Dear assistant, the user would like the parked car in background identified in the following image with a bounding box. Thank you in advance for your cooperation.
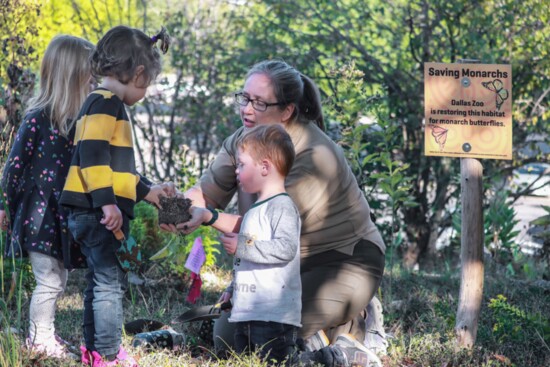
[511,163,550,197]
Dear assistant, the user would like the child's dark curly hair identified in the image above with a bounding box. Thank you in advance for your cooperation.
[91,26,170,86]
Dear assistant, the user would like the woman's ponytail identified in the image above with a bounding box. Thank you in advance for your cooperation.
[299,73,324,131]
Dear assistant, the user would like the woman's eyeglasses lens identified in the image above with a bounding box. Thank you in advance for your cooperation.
[234,93,268,112]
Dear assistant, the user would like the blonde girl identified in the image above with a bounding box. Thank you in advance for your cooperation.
[0,35,95,359]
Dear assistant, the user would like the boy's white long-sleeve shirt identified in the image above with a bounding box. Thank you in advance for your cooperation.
[227,193,302,327]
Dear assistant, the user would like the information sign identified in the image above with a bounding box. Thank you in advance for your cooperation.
[424,62,512,160]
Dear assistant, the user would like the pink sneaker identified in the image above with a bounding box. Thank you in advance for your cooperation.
[81,345,94,365]
[91,346,138,367]
[25,336,77,359]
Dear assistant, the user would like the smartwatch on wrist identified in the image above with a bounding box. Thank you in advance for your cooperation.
[202,207,218,226]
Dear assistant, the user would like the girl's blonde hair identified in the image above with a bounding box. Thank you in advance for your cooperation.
[26,35,94,137]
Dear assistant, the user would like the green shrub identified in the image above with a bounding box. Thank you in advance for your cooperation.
[0,233,33,367]
[130,201,222,276]
[488,294,550,346]
[0,323,23,367]
[130,201,165,259]
[148,226,221,276]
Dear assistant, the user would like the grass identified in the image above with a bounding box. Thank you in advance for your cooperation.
[0,247,549,367]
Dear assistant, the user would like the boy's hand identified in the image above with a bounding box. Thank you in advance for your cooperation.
[220,232,238,255]
[0,210,8,231]
[218,291,232,311]
[144,184,167,208]
[101,204,123,233]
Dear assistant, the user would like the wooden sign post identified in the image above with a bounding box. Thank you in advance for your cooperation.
[457,156,484,347]
[424,60,512,347]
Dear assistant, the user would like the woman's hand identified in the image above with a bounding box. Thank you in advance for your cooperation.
[220,232,238,255]
[159,222,178,233]
[175,206,209,234]
[159,206,208,234]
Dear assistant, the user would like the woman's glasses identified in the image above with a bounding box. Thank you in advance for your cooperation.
[234,93,285,112]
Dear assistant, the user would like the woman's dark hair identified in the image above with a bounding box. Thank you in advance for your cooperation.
[246,60,325,131]
[91,25,170,86]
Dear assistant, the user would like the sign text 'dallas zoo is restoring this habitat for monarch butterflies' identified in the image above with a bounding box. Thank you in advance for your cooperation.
[424,62,512,160]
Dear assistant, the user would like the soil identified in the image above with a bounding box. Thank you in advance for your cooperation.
[158,197,192,225]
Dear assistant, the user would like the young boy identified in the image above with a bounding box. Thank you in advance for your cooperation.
[192,124,301,365]
[192,123,381,367]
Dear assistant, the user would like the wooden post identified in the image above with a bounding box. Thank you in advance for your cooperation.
[454,58,484,348]
[455,157,484,348]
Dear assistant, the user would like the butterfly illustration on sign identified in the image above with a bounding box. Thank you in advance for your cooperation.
[430,125,448,151]
[481,79,509,111]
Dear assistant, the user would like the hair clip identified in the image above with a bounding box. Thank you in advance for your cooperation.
[151,26,170,54]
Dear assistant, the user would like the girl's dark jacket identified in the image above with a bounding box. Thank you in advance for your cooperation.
[1,109,86,269]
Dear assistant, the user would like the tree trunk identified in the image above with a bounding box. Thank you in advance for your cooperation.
[402,212,431,269]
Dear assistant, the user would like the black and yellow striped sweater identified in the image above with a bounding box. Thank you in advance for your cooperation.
[60,89,150,218]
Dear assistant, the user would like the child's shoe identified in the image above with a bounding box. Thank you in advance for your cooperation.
[91,346,138,367]
[303,329,330,352]
[363,297,389,356]
[81,345,94,365]
[332,333,382,367]
[25,336,78,359]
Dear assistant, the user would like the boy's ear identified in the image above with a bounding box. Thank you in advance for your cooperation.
[261,159,270,176]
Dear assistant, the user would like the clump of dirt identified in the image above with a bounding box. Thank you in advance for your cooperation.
[158,197,192,225]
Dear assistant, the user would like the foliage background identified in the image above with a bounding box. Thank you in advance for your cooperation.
[1,0,549,270]
[0,0,549,366]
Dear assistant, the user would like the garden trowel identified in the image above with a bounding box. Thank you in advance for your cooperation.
[171,301,232,324]
[114,229,142,272]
